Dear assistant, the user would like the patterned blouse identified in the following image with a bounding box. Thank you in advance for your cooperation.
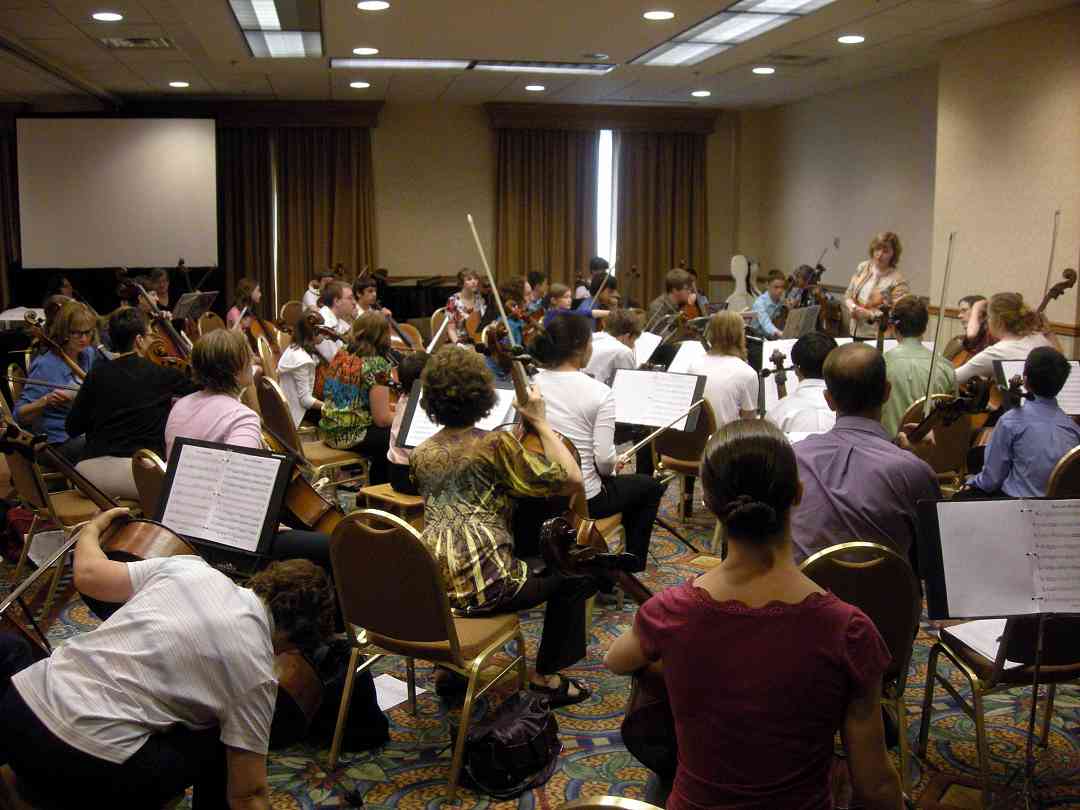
[411,429,568,611]
[844,260,911,338]
[317,352,393,449]
[446,292,486,332]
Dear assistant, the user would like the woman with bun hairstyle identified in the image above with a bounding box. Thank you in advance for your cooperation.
[955,292,1054,385]
[529,312,666,572]
[606,419,903,810]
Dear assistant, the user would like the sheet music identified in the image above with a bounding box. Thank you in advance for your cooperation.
[936,500,1037,617]
[1029,500,1080,613]
[667,341,706,374]
[404,386,517,448]
[634,332,663,367]
[160,444,282,553]
[1001,359,1080,416]
[612,369,701,429]
[946,619,1023,668]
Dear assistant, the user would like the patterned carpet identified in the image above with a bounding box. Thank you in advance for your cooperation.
[5,489,1080,809]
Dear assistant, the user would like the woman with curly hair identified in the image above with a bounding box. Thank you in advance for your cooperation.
[954,291,1054,385]
[606,420,902,810]
[317,311,394,484]
[0,506,335,809]
[410,346,596,707]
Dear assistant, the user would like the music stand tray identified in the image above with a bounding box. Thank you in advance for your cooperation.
[172,291,218,321]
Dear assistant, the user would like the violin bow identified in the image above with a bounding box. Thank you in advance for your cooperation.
[921,231,957,419]
[615,399,704,470]
[1040,209,1062,305]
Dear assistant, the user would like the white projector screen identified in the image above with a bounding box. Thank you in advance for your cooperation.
[17,118,218,269]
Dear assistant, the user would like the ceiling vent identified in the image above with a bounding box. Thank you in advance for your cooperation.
[768,53,827,68]
[99,37,175,50]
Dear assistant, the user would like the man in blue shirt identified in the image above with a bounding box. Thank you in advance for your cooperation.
[749,269,787,340]
[962,347,1080,497]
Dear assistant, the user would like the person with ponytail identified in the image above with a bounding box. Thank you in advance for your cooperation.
[955,292,1054,384]
[529,312,666,572]
[606,419,903,810]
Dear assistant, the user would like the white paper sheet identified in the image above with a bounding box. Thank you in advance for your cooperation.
[1029,500,1080,613]
[634,331,663,367]
[667,341,707,374]
[946,619,1022,668]
[373,673,427,711]
[611,369,702,430]
[160,444,283,553]
[1000,359,1080,416]
[404,386,517,448]
[26,529,67,568]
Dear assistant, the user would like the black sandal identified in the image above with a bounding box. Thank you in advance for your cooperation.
[529,675,591,708]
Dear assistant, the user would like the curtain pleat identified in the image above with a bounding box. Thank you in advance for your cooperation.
[614,131,708,309]
[275,127,376,303]
[217,127,274,313]
[495,129,598,284]
[0,131,20,310]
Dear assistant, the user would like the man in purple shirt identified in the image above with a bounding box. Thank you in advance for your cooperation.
[790,342,940,566]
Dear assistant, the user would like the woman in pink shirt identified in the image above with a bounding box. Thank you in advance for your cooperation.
[606,419,903,810]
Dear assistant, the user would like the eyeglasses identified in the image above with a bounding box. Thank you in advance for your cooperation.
[70,329,94,338]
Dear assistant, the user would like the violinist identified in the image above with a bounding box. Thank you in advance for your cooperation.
[784,265,817,310]
[386,350,430,496]
[954,292,1053,385]
[957,294,990,356]
[65,308,198,500]
[148,267,170,310]
[684,266,709,312]
[765,332,837,434]
[303,270,337,310]
[352,274,392,319]
[526,271,548,314]
[531,313,666,573]
[16,301,97,464]
[585,309,641,386]
[544,283,573,317]
[645,268,693,328]
[444,267,485,344]
[959,347,1080,499]
[276,309,326,427]
[575,270,615,329]
[881,296,957,437]
[227,278,261,330]
[748,269,786,340]
[315,281,356,362]
[0,506,334,810]
[317,312,394,485]
[409,346,596,707]
[688,312,758,424]
[844,232,910,339]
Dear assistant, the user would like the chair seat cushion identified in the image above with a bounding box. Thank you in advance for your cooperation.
[303,441,366,467]
[940,628,1080,685]
[50,490,104,525]
[368,612,519,665]
[660,455,700,476]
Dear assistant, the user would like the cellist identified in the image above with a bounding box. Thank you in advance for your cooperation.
[444,267,485,344]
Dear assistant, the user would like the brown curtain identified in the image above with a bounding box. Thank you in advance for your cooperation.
[217,127,274,314]
[614,131,708,310]
[0,130,19,311]
[495,129,598,285]
[275,127,376,303]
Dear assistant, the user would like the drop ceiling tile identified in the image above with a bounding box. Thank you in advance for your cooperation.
[22,36,115,66]
[437,72,516,103]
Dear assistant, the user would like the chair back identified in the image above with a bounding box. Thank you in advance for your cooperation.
[256,335,277,381]
[899,394,971,474]
[558,798,665,810]
[654,399,718,465]
[0,396,48,511]
[131,449,167,518]
[1046,445,1080,498]
[429,308,449,348]
[330,510,461,660]
[6,363,24,402]
[255,374,304,458]
[800,541,921,684]
[279,300,303,329]
[999,616,1080,670]
[197,312,225,336]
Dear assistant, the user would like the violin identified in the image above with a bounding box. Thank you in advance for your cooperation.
[968,374,1027,474]
[117,273,191,368]
[678,260,702,320]
[23,311,88,381]
[899,378,991,446]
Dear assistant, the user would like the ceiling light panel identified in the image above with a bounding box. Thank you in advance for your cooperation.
[473,61,614,75]
[245,31,322,58]
[640,42,729,66]
[331,57,469,70]
[728,0,835,11]
[230,0,321,33]
[681,13,787,44]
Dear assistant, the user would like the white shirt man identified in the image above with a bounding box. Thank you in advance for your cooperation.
[317,283,356,363]
[765,332,839,436]
[586,331,636,386]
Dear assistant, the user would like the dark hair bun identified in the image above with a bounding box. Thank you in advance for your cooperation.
[719,495,781,537]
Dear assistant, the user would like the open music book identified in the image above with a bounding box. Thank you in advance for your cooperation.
[996,359,1080,416]
[396,380,518,449]
[634,331,663,367]
[666,340,706,374]
[611,369,706,431]
[158,439,292,556]
[918,498,1080,619]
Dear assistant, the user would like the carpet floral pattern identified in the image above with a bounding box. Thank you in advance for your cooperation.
[5,489,1080,809]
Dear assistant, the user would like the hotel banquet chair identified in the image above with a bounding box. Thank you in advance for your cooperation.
[254,374,367,488]
[429,307,450,348]
[558,798,664,810]
[255,334,278,382]
[131,449,167,518]
[196,311,225,336]
[651,399,718,523]
[1046,444,1080,497]
[328,510,527,801]
[279,300,303,330]
[898,394,971,485]
[918,615,1080,806]
[6,363,24,402]
[799,541,922,793]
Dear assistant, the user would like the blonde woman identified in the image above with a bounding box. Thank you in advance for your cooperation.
[955,292,1054,385]
[687,311,758,424]
[844,232,911,338]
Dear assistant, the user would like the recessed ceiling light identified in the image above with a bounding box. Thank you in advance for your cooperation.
[350,81,371,89]
[91,11,124,22]
[525,84,545,92]
[643,10,675,20]
[353,46,379,56]
[752,66,776,75]
[837,34,865,44]
[168,81,190,88]
[357,0,389,9]
[691,89,711,97]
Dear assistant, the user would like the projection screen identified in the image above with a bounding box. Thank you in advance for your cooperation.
[16,118,218,269]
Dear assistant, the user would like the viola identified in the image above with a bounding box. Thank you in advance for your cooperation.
[23,312,88,381]
[899,378,990,446]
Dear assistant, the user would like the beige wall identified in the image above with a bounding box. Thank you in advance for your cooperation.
[930,5,1080,339]
[371,104,496,277]
[735,66,939,296]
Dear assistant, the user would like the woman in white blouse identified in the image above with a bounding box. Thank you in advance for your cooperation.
[955,292,1053,385]
[844,232,911,339]
[688,311,759,425]
[277,309,325,426]
[531,312,667,572]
